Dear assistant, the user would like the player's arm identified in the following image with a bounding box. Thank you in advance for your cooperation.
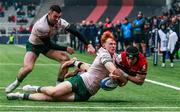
[65,24,95,54]
[65,24,89,45]
[127,74,146,85]
[125,64,147,85]
[101,53,127,86]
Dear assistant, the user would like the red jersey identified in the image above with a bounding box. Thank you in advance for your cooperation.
[115,52,148,76]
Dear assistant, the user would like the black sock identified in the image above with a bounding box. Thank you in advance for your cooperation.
[17,77,23,83]
[23,93,30,100]
[37,87,42,93]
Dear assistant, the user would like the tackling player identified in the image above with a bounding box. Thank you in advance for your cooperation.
[115,46,148,85]
[5,5,95,93]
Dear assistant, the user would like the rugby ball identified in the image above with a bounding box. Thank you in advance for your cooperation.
[100,77,118,91]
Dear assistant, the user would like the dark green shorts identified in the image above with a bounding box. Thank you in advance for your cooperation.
[26,41,50,56]
[68,75,92,101]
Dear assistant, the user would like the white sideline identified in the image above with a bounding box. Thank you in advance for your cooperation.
[145,79,180,91]
[0,105,180,109]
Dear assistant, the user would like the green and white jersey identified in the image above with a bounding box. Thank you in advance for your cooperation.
[29,14,69,45]
[80,47,116,95]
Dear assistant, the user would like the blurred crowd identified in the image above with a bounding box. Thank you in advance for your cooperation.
[1,0,180,64]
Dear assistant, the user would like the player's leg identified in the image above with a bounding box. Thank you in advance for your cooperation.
[5,52,37,93]
[22,81,73,98]
[28,92,75,101]
[55,92,75,101]
[45,50,70,83]
[7,92,53,101]
[7,92,75,101]
[161,51,166,67]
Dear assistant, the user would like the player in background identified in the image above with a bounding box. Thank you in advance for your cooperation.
[5,5,95,93]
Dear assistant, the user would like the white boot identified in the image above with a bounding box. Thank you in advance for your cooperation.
[7,92,24,100]
[5,79,20,93]
[22,85,40,93]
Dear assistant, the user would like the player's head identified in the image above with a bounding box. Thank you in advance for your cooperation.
[126,46,139,65]
[101,31,117,55]
[48,5,62,25]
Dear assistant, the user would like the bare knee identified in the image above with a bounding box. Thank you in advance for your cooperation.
[49,90,60,98]
[43,87,59,97]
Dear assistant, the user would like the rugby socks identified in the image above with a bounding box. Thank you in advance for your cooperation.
[17,76,24,83]
[37,86,42,93]
[23,93,30,100]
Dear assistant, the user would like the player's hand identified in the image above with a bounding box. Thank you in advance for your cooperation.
[111,69,128,86]
[87,44,96,55]
[61,57,77,69]
[67,47,74,55]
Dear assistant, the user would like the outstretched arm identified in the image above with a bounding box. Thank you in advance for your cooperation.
[127,74,146,85]
[65,24,95,54]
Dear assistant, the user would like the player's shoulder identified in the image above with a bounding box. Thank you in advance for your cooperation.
[34,14,49,30]
[97,47,108,55]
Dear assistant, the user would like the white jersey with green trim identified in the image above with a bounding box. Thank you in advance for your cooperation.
[29,14,69,45]
[80,47,116,95]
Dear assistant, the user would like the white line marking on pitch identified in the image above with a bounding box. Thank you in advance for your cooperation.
[145,79,180,91]
[0,105,180,109]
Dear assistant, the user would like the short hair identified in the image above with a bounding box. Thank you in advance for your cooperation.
[49,5,61,13]
[100,31,116,45]
[126,46,139,59]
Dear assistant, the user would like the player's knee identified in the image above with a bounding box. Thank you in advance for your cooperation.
[46,87,58,97]
[49,88,62,98]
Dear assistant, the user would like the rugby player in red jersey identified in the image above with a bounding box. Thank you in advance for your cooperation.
[115,46,148,85]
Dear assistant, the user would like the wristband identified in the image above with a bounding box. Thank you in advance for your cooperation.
[74,61,83,69]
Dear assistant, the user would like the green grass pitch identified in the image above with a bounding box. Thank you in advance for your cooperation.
[0,45,180,111]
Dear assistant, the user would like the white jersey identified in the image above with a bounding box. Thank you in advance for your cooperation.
[29,14,70,45]
[80,47,116,95]
[158,29,168,51]
[167,30,178,53]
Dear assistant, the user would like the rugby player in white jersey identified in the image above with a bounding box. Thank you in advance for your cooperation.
[5,5,95,93]
[7,32,127,101]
